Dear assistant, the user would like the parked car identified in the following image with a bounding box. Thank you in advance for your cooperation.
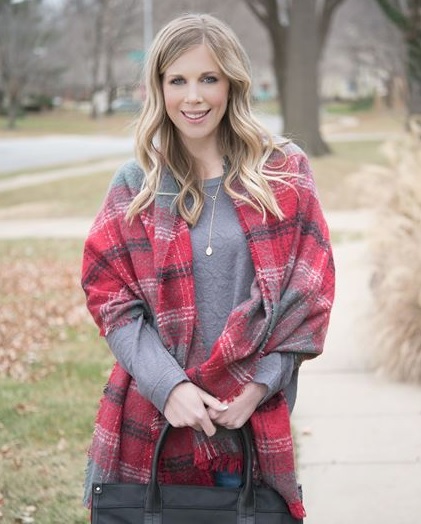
[111,97,142,113]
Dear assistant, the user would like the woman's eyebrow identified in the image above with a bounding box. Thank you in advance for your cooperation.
[165,70,220,78]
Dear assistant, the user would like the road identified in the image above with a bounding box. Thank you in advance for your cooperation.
[0,134,134,174]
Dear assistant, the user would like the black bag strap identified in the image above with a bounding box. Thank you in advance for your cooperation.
[144,422,256,524]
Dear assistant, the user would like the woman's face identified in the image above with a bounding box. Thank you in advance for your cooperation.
[162,44,230,151]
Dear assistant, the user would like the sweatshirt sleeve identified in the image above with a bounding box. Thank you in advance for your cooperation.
[253,352,295,404]
[106,317,189,413]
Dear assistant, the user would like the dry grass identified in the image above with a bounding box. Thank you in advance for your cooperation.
[324,108,405,135]
[352,126,421,383]
[0,170,112,219]
[0,108,135,138]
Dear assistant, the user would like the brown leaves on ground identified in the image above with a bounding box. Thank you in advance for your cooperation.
[0,253,88,381]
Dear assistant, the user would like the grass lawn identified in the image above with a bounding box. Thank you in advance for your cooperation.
[0,109,136,138]
[311,140,388,209]
[0,169,112,219]
[0,331,111,523]
[0,105,405,138]
[0,239,113,523]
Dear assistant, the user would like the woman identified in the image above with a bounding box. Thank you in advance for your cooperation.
[81,13,335,520]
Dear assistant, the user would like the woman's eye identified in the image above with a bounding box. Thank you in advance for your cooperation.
[203,76,217,84]
[169,78,185,85]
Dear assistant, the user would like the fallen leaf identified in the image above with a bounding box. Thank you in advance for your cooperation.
[13,456,23,470]
[0,445,11,457]
[57,437,68,452]
[15,517,34,524]
[14,404,39,415]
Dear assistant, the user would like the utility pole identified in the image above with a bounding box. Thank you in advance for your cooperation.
[143,0,153,54]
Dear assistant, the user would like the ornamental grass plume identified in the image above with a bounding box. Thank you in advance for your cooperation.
[366,119,421,383]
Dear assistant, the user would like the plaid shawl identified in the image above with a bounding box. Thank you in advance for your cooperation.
[81,143,335,519]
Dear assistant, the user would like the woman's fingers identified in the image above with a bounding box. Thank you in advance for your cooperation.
[163,382,220,436]
[208,382,267,429]
[198,389,229,412]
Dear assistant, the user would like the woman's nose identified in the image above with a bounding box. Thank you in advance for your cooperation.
[184,83,203,103]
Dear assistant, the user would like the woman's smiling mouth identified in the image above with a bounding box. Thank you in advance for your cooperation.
[181,110,211,122]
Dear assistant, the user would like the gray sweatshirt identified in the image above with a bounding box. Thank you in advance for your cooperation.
[106,175,298,414]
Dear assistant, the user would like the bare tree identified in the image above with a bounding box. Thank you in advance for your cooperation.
[322,0,406,109]
[244,0,346,156]
[64,0,108,118]
[375,0,421,117]
[103,0,140,114]
[61,0,140,118]
[0,0,57,129]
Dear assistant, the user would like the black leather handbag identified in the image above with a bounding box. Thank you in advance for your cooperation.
[91,422,303,524]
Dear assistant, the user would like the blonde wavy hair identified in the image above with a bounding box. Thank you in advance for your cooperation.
[127,13,289,226]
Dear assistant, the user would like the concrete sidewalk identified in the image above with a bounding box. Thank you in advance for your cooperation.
[0,217,93,238]
[293,240,421,524]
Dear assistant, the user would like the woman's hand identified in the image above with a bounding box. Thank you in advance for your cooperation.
[164,381,229,437]
[207,382,268,430]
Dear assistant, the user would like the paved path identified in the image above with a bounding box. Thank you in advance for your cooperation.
[0,209,373,241]
[0,209,373,239]
[293,240,421,524]
[0,217,93,238]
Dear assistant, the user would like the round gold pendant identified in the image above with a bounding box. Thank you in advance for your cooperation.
[206,246,213,256]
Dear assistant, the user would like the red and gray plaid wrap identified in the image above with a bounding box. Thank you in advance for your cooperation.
[81,144,335,519]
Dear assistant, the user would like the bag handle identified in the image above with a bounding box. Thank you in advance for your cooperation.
[144,422,256,524]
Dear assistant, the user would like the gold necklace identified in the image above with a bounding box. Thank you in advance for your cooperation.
[203,176,223,256]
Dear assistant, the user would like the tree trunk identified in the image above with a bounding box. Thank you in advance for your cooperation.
[284,0,330,156]
[406,27,421,116]
[374,0,421,120]
[7,98,19,130]
[268,26,287,132]
[5,80,20,130]
[90,0,106,119]
[105,44,115,115]
[408,76,421,115]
